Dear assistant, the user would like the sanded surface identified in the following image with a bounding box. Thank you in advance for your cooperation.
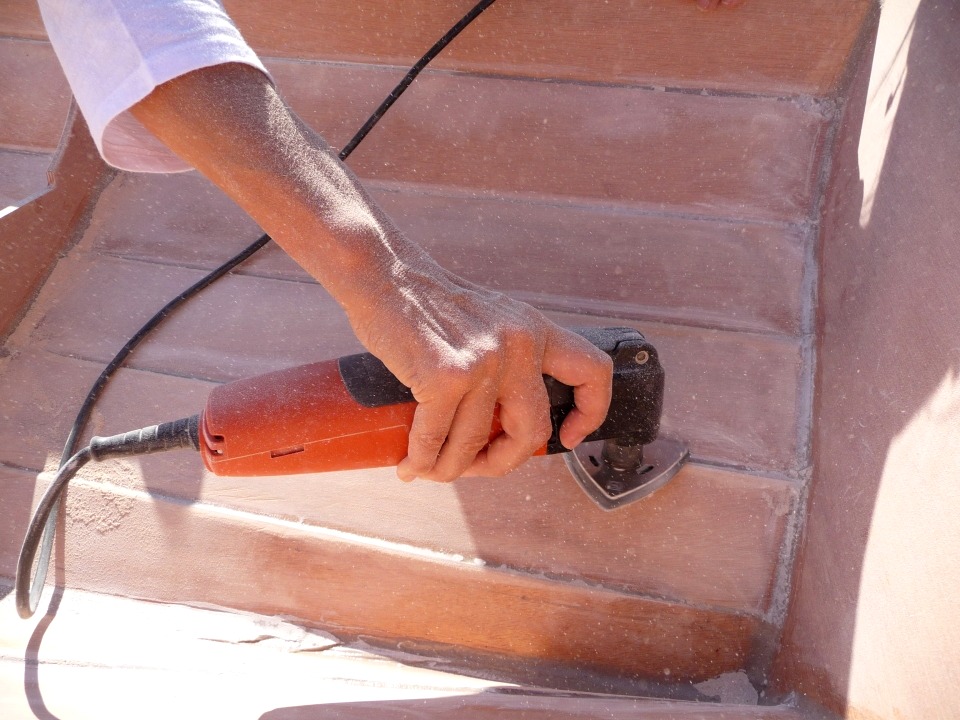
[0,150,51,207]
[90,172,808,335]
[225,0,869,97]
[0,110,112,341]
[0,39,70,152]
[0,1,822,684]
[0,464,760,682]
[0,588,805,720]
[0,0,46,41]
[773,2,960,718]
[267,59,826,224]
[12,249,803,473]
[1,0,871,98]
[0,347,794,615]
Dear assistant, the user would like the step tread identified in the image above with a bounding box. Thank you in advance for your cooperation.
[225,0,870,97]
[0,586,803,720]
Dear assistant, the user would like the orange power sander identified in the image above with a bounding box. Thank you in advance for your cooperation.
[16,326,685,618]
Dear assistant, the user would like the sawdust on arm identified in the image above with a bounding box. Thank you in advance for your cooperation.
[129,62,612,482]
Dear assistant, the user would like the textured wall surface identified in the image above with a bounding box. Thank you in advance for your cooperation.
[773,1,960,717]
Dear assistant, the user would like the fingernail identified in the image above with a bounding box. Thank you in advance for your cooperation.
[697,0,710,8]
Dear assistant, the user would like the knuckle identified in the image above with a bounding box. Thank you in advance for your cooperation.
[424,469,459,484]
[435,361,479,391]
[534,417,554,447]
[459,431,493,455]
[590,352,615,383]
[425,455,471,483]
[412,429,448,455]
[501,320,542,356]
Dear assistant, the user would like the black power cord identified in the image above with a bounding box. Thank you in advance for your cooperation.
[16,0,498,620]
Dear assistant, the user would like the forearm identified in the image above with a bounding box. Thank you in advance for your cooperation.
[130,61,612,482]
[130,62,418,314]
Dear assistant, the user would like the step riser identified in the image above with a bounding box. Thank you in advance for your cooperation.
[4,0,871,97]
[0,45,827,223]
[270,59,826,225]
[0,466,759,683]
[92,173,809,336]
[14,252,805,474]
[0,350,796,616]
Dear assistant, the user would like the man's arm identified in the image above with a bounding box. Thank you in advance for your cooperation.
[130,62,612,482]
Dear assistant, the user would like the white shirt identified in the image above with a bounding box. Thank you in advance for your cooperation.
[38,0,270,173]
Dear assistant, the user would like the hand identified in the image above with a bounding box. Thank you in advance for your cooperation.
[129,64,613,483]
[695,0,745,9]
[346,250,613,483]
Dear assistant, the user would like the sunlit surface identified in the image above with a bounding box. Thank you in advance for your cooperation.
[849,368,960,719]
[858,0,921,227]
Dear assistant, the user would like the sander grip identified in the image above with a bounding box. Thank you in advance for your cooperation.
[199,327,663,476]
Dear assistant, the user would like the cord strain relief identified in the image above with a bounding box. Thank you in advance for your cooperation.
[88,414,201,460]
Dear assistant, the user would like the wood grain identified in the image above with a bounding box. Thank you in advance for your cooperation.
[266,59,826,224]
[0,39,71,152]
[89,172,808,335]
[18,253,804,472]
[0,464,760,682]
[0,348,794,615]
[224,0,870,97]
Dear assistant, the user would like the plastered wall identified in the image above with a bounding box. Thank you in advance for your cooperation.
[773,1,960,717]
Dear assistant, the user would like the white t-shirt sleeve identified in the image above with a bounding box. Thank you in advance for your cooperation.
[38,0,271,173]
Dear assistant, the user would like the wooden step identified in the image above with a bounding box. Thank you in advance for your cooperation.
[91,172,809,336]
[0,38,70,152]
[266,58,827,224]
[0,348,795,616]
[66,168,809,475]
[0,587,806,720]
[11,247,804,474]
[0,150,51,208]
[226,0,871,97]
[0,463,763,683]
[3,0,870,98]
[0,39,828,222]
[0,15,839,226]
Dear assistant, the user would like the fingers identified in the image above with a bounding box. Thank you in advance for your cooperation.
[418,381,500,482]
[464,381,553,478]
[541,329,613,450]
[396,392,460,482]
[401,327,613,483]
